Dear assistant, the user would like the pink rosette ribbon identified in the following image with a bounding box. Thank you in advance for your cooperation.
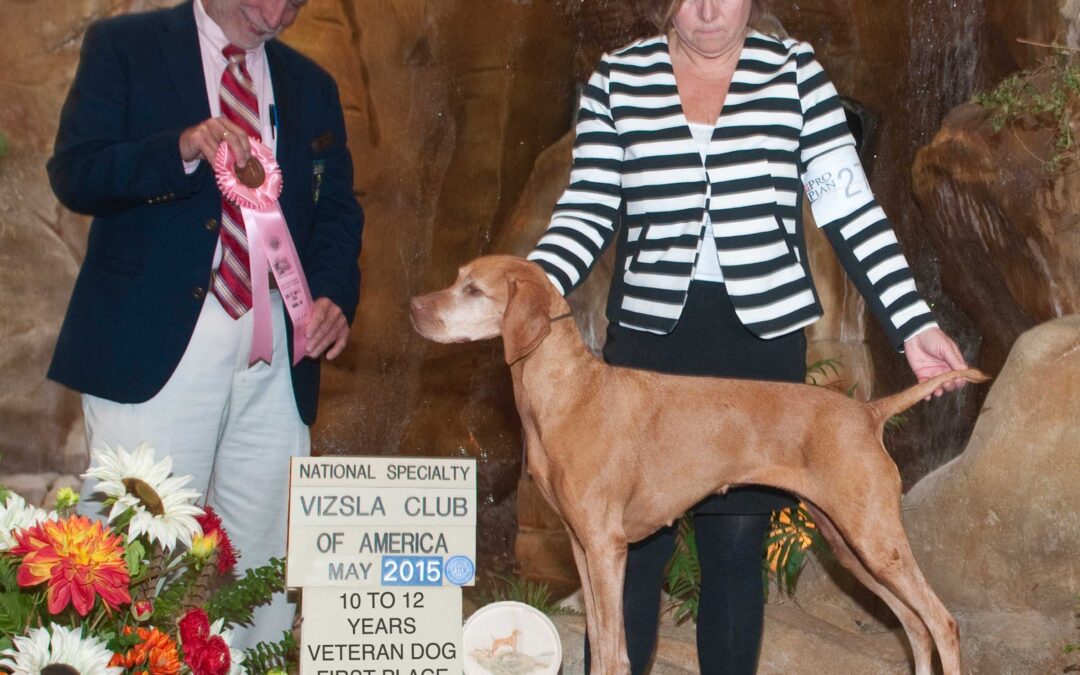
[214,138,313,366]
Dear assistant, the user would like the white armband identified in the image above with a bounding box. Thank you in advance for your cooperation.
[802,145,872,227]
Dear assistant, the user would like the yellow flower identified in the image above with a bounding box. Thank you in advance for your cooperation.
[190,530,221,562]
[54,487,80,511]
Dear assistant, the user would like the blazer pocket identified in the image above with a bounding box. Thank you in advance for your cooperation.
[625,213,653,272]
[88,226,149,276]
[89,254,145,277]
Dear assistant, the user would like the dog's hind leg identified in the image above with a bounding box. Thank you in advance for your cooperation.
[804,502,935,675]
[808,476,962,675]
[865,534,961,675]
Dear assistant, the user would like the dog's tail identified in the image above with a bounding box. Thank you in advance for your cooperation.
[869,368,990,424]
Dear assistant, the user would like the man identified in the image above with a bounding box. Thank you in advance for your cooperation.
[47,0,363,646]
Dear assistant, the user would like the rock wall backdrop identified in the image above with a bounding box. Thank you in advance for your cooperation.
[1,0,1078,639]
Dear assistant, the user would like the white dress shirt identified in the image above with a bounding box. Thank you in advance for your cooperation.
[186,0,279,267]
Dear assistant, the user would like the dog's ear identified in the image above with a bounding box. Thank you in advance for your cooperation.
[502,277,552,365]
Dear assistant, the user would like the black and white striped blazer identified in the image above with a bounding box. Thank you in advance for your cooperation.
[528,31,935,348]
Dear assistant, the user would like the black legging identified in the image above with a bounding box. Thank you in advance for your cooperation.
[584,512,773,674]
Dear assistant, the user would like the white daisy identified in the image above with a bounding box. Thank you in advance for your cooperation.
[0,493,57,551]
[0,624,122,675]
[82,442,203,551]
[209,619,247,675]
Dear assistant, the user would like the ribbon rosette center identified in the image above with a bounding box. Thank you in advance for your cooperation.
[214,139,282,209]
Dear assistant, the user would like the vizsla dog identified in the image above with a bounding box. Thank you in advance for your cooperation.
[410,255,986,675]
[488,628,523,657]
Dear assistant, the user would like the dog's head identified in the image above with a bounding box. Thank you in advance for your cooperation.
[410,255,563,364]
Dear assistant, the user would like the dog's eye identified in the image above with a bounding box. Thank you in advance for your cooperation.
[463,282,482,297]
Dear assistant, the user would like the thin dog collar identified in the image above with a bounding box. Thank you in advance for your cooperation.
[550,311,574,323]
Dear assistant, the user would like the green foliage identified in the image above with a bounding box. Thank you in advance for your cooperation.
[104,626,143,655]
[146,565,199,628]
[0,591,36,636]
[0,557,34,636]
[0,131,7,159]
[243,630,297,674]
[205,557,286,628]
[1066,594,1080,655]
[663,515,700,624]
[884,412,908,432]
[804,357,843,386]
[125,540,147,577]
[0,554,16,589]
[973,52,1080,172]
[476,574,577,616]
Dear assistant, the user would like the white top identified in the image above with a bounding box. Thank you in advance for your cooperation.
[688,121,724,283]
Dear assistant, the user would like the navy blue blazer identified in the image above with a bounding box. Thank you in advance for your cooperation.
[47,1,363,425]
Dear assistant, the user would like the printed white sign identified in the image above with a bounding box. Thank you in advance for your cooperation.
[287,457,477,588]
[301,586,461,675]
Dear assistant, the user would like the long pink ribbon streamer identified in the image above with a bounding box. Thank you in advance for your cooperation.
[245,205,314,365]
[214,139,313,366]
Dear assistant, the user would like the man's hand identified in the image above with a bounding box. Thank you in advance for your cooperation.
[179,116,253,167]
[903,327,968,399]
[306,297,350,360]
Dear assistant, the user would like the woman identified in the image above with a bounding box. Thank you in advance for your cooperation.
[527,0,969,672]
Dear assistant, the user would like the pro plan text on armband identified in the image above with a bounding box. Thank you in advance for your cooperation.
[806,167,865,203]
[805,171,838,203]
[801,145,870,219]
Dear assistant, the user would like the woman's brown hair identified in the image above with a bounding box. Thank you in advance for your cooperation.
[648,0,763,33]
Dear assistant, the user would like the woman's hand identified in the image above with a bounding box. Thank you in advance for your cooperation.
[903,327,968,399]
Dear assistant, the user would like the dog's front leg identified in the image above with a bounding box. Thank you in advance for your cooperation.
[567,531,598,642]
[581,536,631,675]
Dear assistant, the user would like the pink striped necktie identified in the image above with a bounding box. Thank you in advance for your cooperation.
[212,44,262,319]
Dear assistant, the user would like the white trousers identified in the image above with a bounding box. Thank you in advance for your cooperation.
[80,291,309,648]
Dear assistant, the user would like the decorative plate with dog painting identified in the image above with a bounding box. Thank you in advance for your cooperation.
[462,601,562,675]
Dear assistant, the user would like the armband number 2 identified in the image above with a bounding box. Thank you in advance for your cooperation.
[838,168,863,199]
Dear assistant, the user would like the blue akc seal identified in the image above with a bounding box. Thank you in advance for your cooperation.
[445,555,475,585]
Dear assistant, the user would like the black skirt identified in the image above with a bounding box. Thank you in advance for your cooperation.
[602,280,805,515]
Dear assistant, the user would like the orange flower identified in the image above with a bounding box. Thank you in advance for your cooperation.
[110,626,181,675]
[12,515,130,616]
[766,505,820,573]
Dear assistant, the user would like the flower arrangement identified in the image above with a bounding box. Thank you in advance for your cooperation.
[0,443,294,675]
